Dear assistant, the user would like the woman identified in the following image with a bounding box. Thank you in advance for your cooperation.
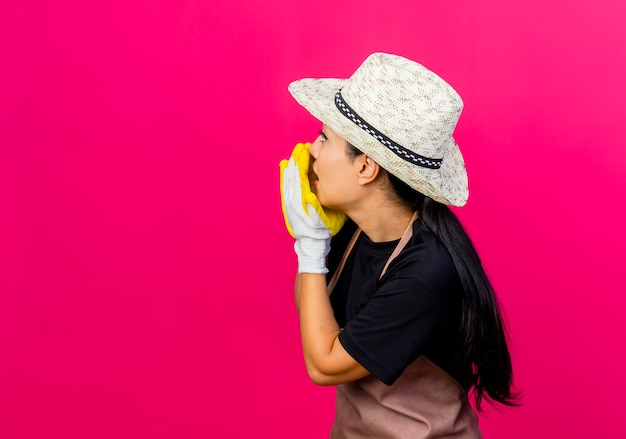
[280,53,518,438]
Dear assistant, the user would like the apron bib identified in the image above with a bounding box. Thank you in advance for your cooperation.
[327,215,482,438]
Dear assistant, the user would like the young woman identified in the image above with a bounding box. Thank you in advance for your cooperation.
[280,53,518,438]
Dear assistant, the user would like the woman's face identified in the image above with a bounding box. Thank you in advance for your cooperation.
[308,124,360,210]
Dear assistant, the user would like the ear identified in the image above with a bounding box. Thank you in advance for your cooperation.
[356,155,381,185]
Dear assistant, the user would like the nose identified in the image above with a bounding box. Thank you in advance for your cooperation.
[309,137,321,159]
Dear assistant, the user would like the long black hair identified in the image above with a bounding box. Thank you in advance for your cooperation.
[347,143,520,410]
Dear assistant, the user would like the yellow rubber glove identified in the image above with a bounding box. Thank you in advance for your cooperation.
[280,142,347,238]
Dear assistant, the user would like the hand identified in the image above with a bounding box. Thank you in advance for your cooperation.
[280,143,346,273]
[280,143,347,238]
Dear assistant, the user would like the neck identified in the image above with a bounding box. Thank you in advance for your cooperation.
[347,203,416,242]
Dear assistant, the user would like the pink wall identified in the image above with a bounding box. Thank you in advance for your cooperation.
[2,0,625,437]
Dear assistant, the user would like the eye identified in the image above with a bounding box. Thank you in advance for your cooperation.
[319,130,328,142]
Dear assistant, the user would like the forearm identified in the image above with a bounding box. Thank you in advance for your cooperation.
[295,273,370,385]
[294,273,302,313]
[294,272,328,312]
[298,273,341,379]
[299,273,340,336]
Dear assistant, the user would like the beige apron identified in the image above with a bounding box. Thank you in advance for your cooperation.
[327,217,482,438]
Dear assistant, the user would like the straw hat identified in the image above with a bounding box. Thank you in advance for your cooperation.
[288,52,468,206]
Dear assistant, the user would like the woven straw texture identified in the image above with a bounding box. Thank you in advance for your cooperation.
[288,52,468,206]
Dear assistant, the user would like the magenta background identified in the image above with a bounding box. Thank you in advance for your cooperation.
[1,0,625,437]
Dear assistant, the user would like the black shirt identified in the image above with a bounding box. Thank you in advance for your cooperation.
[328,219,463,386]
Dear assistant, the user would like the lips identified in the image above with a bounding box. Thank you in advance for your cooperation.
[308,163,319,194]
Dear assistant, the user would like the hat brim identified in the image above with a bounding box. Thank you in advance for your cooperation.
[289,78,469,206]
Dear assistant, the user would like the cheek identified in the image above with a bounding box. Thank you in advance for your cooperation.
[318,168,343,200]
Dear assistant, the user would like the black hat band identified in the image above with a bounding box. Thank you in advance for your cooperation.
[334,89,443,170]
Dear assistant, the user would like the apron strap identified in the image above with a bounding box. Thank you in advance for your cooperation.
[327,229,361,295]
[327,212,418,296]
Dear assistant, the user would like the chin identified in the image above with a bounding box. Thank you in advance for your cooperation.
[316,194,329,208]
[317,191,341,211]
[319,199,339,211]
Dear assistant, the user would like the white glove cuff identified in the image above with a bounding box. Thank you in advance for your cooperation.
[294,237,330,274]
